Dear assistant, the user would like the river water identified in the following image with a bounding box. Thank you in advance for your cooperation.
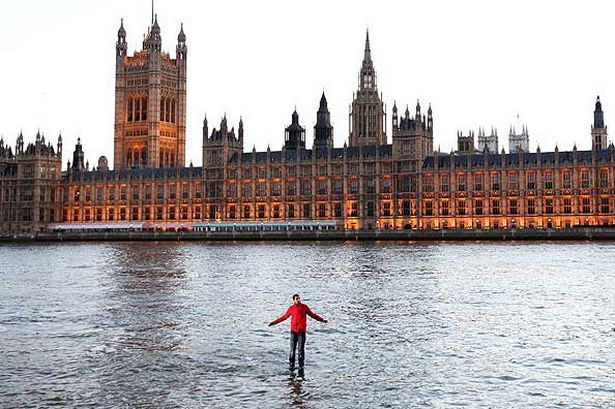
[1,241,614,408]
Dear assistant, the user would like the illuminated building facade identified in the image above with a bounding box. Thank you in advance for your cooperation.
[114,16,187,170]
[1,16,615,235]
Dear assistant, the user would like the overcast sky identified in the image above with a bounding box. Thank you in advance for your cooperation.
[0,0,613,167]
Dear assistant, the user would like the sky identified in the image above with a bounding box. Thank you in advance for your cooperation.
[0,0,613,168]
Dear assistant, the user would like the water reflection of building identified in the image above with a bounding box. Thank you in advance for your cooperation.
[1,11,614,235]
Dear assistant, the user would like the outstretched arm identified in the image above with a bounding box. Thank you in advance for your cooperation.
[306,306,328,323]
[269,307,291,326]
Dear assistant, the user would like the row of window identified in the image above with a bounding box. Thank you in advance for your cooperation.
[65,196,612,223]
[69,183,202,202]
[67,178,398,203]
[66,202,358,222]
[1,208,57,223]
[421,197,610,216]
[1,187,56,203]
[126,96,177,123]
[227,179,392,197]
[226,163,392,179]
[422,169,611,192]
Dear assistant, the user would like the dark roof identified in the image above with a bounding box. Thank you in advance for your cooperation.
[66,166,204,182]
[228,144,392,165]
[422,149,612,170]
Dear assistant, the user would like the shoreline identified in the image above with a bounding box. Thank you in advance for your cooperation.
[2,227,615,242]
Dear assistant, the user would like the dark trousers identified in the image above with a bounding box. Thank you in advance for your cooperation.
[289,331,306,369]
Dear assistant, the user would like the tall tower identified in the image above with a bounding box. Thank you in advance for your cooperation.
[592,96,608,150]
[349,30,386,147]
[313,92,334,150]
[113,15,187,170]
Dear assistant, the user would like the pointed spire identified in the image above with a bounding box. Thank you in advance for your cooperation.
[320,91,327,109]
[152,14,160,32]
[118,18,126,38]
[178,22,186,43]
[594,95,605,129]
[364,28,371,62]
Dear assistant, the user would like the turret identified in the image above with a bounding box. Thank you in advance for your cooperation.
[313,93,334,150]
[143,14,162,53]
[592,95,608,150]
[176,23,187,61]
[202,115,208,145]
[285,109,306,150]
[71,137,85,172]
[116,18,127,61]
[392,101,399,130]
[427,103,433,130]
[239,116,244,143]
[16,132,24,155]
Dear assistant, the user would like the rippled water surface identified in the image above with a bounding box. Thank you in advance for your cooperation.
[1,241,615,408]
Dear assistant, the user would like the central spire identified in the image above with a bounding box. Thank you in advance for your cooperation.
[151,0,155,25]
[350,30,386,147]
[358,28,376,90]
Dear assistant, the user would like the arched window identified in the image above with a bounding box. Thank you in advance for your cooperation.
[171,99,176,123]
[142,97,148,121]
[160,151,164,167]
[160,98,165,121]
[135,98,141,122]
[127,98,133,122]
[166,98,171,122]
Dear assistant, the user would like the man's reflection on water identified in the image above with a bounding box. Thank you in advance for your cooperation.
[289,371,307,407]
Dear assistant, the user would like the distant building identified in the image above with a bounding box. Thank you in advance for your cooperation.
[477,127,498,153]
[509,125,530,153]
[1,13,614,235]
[456,130,476,154]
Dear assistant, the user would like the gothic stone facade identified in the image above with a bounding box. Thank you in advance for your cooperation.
[1,20,615,235]
[113,17,187,170]
[0,133,63,234]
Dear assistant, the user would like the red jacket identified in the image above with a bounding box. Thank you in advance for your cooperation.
[270,303,325,332]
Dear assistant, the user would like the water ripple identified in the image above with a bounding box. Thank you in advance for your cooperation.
[1,242,615,407]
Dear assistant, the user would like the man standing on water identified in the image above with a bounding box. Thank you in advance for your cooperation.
[269,294,328,372]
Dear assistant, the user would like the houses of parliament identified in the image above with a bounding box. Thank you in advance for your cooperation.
[1,15,615,235]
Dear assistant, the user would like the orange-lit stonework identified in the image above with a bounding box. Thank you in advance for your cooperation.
[1,18,614,236]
